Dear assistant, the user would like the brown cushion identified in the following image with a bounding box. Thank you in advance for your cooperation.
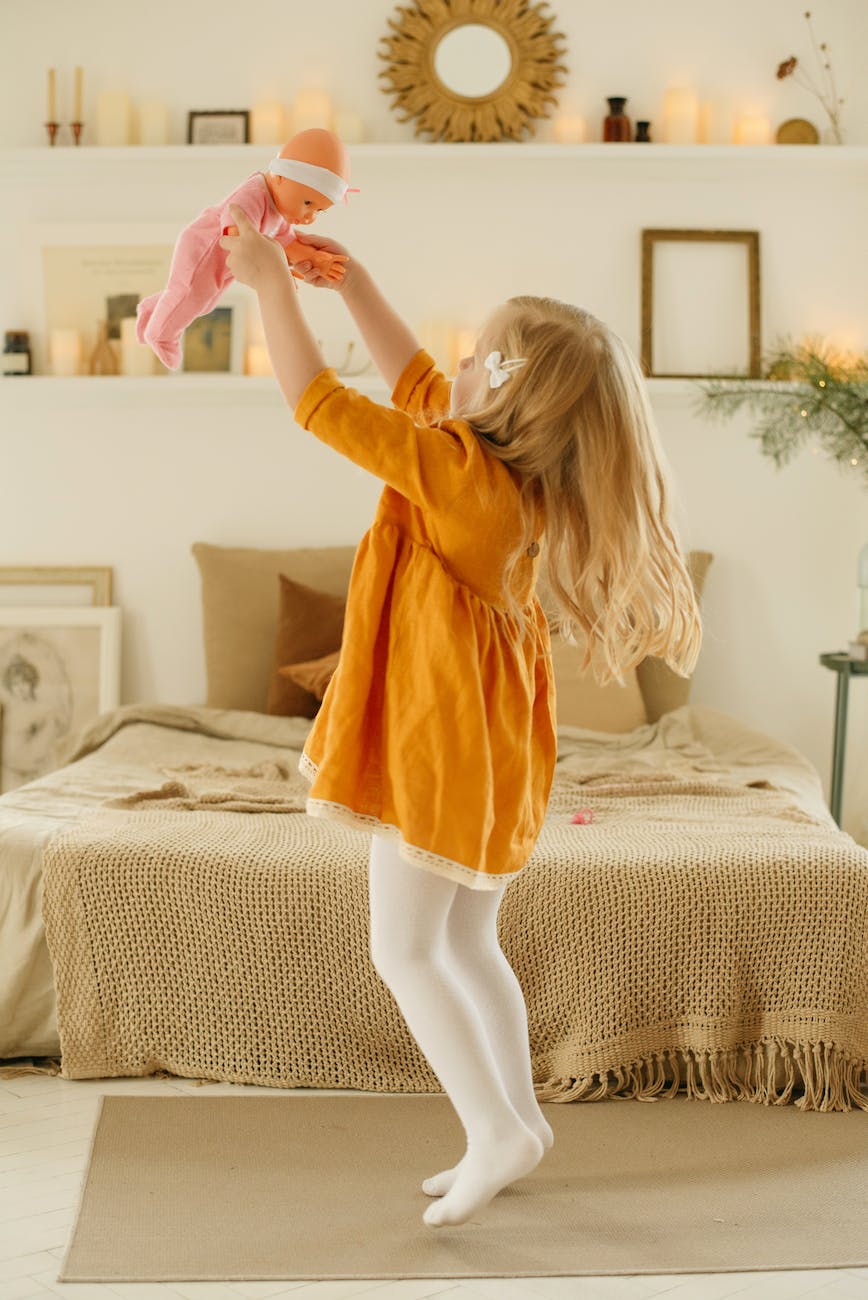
[191,541,357,712]
[278,648,341,702]
[267,575,345,717]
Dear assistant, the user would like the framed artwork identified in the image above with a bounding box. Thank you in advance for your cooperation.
[0,566,113,607]
[0,606,121,794]
[188,110,250,145]
[181,286,247,374]
[641,229,761,379]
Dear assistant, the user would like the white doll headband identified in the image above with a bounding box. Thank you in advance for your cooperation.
[268,156,360,205]
[484,350,527,389]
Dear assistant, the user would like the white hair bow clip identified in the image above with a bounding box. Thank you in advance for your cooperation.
[483,350,527,389]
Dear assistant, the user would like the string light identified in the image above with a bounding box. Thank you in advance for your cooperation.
[800,408,808,416]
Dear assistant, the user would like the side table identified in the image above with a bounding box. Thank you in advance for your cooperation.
[819,651,868,826]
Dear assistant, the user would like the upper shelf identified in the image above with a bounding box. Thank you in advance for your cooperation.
[3,140,867,181]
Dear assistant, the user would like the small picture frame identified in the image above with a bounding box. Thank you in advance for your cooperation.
[0,566,113,607]
[187,110,250,145]
[0,606,121,793]
[181,286,248,374]
[641,229,761,379]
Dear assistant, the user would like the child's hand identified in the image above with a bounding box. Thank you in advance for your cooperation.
[218,204,288,292]
[291,231,356,293]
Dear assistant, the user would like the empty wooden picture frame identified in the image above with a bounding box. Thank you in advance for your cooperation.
[641,229,761,378]
[0,566,113,606]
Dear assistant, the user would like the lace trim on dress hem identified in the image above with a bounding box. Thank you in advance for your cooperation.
[297,750,517,891]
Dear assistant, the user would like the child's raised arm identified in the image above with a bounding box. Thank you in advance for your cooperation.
[294,232,422,392]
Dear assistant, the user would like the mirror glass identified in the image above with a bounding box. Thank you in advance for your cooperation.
[433,23,512,99]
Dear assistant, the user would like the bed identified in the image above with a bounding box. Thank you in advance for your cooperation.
[2,542,866,1113]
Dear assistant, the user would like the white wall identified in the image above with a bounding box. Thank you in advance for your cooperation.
[2,1,868,841]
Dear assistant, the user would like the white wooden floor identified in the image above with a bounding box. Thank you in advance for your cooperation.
[2,1075,867,1300]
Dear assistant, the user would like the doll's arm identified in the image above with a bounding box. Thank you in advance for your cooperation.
[285,239,349,283]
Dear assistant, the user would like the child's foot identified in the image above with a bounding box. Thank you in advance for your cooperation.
[144,331,182,370]
[422,1110,553,1198]
[423,1122,544,1228]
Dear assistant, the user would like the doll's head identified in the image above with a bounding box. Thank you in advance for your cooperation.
[264,128,355,224]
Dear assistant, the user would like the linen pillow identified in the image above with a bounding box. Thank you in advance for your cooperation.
[191,541,357,712]
[278,648,341,702]
[267,574,345,717]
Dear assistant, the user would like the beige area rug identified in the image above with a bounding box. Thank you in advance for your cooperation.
[59,1092,868,1282]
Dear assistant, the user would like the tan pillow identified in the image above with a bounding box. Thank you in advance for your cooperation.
[536,549,712,733]
[636,549,713,723]
[267,574,345,717]
[278,648,341,702]
[191,541,357,712]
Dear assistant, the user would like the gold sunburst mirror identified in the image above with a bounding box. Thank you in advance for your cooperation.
[378,0,568,142]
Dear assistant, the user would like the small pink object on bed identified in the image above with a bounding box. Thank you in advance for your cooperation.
[571,808,594,824]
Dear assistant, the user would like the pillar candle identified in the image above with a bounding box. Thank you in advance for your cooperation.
[553,113,587,143]
[120,317,156,375]
[417,319,453,373]
[292,87,333,132]
[662,87,699,144]
[699,99,734,144]
[47,68,56,120]
[453,328,477,373]
[251,101,287,144]
[73,66,83,120]
[136,100,170,145]
[95,90,132,145]
[246,344,272,376]
[734,113,771,145]
[50,329,82,376]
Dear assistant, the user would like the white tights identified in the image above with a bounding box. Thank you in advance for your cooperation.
[367,831,552,1226]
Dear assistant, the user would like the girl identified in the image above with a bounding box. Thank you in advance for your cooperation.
[219,205,702,1229]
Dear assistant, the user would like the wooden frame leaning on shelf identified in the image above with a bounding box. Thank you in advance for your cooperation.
[0,566,113,606]
[641,228,761,379]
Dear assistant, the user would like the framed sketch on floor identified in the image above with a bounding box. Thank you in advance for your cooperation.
[0,606,121,794]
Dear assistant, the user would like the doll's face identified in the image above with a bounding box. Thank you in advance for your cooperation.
[271,177,333,225]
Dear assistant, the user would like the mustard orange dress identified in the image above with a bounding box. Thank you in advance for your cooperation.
[294,347,557,890]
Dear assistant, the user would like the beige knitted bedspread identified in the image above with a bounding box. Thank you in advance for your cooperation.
[38,702,868,1110]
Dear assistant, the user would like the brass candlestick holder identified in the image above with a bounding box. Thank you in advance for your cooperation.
[45,121,60,145]
[70,121,84,145]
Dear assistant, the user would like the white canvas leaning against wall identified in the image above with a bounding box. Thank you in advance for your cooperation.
[0,606,121,793]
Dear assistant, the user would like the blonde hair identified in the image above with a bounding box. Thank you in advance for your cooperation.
[456,295,703,688]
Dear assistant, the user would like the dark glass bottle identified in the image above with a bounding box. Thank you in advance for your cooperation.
[636,120,651,142]
[3,330,31,375]
[604,97,631,142]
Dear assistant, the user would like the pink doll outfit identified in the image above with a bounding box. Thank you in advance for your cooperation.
[136,172,297,370]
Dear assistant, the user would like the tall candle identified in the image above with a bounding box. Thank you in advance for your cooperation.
[95,90,132,145]
[246,344,272,376]
[120,317,155,375]
[47,68,56,120]
[50,329,81,376]
[417,319,453,373]
[734,113,771,145]
[136,100,170,145]
[662,87,699,144]
[73,66,83,119]
[251,101,287,144]
[553,113,587,143]
[453,328,476,374]
[292,87,333,132]
[699,99,734,144]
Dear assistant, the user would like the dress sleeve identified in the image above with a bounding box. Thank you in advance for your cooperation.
[390,348,453,424]
[294,363,474,514]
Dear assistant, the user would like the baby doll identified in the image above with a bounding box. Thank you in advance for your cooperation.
[136,127,358,370]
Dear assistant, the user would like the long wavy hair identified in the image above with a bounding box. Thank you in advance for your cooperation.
[453,295,703,688]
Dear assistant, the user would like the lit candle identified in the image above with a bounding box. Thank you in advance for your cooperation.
[246,344,272,376]
[95,90,132,145]
[733,113,771,145]
[120,317,156,375]
[136,100,170,145]
[698,99,734,144]
[50,329,82,376]
[251,101,287,145]
[333,111,365,143]
[453,327,476,374]
[417,319,453,373]
[662,87,699,144]
[47,68,56,120]
[292,87,333,132]
[73,66,83,120]
[552,113,587,143]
